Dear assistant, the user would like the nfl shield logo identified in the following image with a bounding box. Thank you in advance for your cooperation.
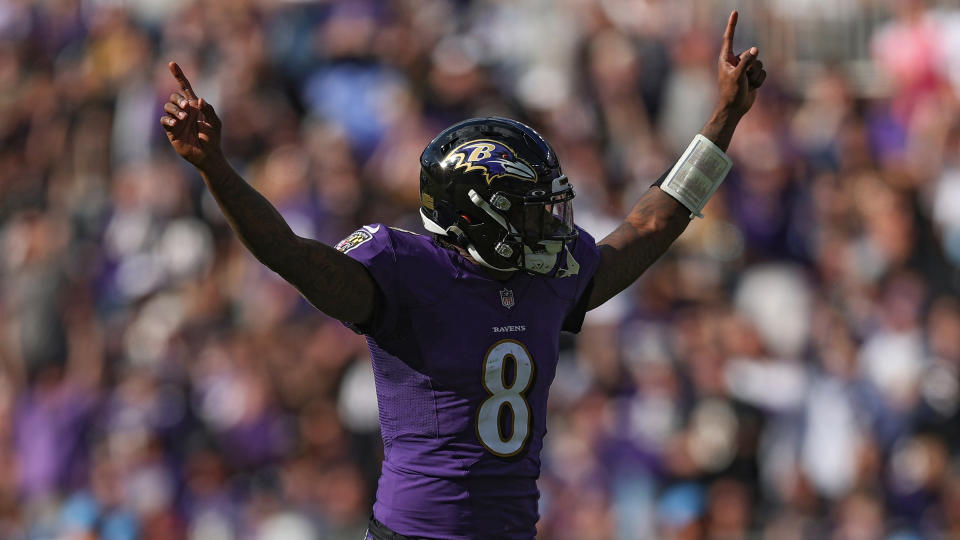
[500,288,515,309]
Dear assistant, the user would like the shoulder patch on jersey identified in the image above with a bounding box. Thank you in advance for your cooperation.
[336,229,373,253]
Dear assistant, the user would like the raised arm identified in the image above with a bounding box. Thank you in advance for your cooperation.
[160,62,376,324]
[585,11,765,310]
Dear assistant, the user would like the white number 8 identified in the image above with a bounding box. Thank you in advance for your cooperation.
[476,339,535,457]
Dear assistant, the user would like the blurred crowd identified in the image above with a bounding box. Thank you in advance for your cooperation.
[2,0,960,538]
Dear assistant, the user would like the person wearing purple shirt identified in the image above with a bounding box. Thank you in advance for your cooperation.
[161,10,765,539]
[343,220,599,538]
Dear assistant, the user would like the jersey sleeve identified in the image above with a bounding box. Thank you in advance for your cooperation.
[561,226,602,333]
[336,225,453,338]
[336,224,404,337]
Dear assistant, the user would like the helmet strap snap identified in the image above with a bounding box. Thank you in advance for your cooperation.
[468,189,516,234]
[489,193,512,211]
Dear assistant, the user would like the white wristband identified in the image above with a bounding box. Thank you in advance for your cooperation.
[659,134,732,218]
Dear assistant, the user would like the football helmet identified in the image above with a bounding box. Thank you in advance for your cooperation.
[419,117,580,276]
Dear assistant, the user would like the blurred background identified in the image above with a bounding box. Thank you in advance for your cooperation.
[3,0,960,538]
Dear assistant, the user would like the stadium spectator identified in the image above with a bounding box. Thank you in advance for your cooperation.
[2,0,960,538]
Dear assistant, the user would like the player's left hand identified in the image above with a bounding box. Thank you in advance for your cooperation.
[717,10,766,118]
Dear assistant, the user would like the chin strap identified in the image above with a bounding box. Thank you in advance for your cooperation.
[421,207,516,271]
[420,195,580,276]
[467,244,516,272]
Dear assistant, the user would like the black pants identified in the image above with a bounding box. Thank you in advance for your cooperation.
[365,517,426,540]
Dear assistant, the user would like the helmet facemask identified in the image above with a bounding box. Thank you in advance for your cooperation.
[463,175,579,276]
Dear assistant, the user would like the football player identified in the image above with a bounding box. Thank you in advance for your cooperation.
[161,10,764,540]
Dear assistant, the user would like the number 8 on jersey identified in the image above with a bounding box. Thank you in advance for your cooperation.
[476,339,535,457]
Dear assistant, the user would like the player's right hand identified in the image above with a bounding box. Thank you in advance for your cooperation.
[161,62,223,169]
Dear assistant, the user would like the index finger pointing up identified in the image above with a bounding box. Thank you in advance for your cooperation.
[721,10,738,58]
[168,61,197,100]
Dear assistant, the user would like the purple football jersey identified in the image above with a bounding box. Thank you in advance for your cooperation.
[341,224,600,539]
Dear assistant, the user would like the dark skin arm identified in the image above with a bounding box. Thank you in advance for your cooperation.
[160,63,376,324]
[586,11,766,310]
